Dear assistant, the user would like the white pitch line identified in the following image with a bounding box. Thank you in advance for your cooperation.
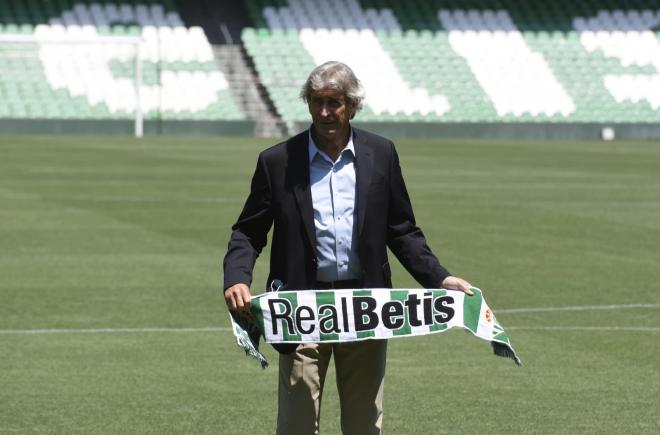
[507,326,660,332]
[496,303,660,314]
[0,327,231,335]
[1,304,659,335]
[2,325,659,334]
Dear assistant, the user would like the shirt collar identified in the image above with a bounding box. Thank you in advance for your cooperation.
[308,128,355,164]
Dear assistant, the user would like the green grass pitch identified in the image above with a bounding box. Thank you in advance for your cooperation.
[1,134,659,434]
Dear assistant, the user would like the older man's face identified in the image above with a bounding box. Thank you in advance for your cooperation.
[308,89,354,144]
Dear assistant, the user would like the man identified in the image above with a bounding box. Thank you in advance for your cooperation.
[223,61,472,435]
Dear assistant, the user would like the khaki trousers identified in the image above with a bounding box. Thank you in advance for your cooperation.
[276,340,387,435]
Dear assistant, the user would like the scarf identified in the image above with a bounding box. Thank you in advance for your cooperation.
[229,287,521,368]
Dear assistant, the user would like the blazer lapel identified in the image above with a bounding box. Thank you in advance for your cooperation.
[290,132,317,251]
[354,129,374,236]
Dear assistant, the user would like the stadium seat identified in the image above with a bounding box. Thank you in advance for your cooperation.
[0,1,245,121]
[1,0,659,125]
[243,0,660,123]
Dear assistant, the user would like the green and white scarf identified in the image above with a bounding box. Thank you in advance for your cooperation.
[229,287,521,368]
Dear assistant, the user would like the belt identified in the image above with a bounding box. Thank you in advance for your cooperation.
[315,279,363,290]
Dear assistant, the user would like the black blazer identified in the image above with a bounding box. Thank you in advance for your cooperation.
[223,127,450,293]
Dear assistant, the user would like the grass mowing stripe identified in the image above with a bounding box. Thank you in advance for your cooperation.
[3,136,660,434]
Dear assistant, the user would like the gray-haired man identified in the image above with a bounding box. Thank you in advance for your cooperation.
[223,61,472,434]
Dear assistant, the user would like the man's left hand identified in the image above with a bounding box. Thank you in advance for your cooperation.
[441,276,474,296]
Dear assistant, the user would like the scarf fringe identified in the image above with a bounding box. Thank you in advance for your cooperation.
[491,341,522,366]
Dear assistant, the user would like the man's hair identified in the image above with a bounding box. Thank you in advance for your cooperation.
[299,61,365,118]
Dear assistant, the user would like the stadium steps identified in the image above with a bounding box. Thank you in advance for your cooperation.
[173,0,286,135]
[241,26,316,123]
[174,0,252,44]
[174,0,223,43]
[213,44,287,137]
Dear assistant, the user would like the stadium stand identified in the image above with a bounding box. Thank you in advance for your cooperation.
[0,0,659,134]
[0,0,246,121]
[243,0,660,124]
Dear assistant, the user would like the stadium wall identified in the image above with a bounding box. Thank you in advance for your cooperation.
[300,122,660,141]
[0,119,256,137]
[2,120,659,140]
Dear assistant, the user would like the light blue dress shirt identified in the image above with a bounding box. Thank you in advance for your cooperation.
[308,130,362,282]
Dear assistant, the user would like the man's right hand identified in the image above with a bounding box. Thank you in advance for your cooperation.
[224,283,252,312]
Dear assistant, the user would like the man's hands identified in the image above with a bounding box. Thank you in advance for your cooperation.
[224,283,252,312]
[441,276,474,296]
